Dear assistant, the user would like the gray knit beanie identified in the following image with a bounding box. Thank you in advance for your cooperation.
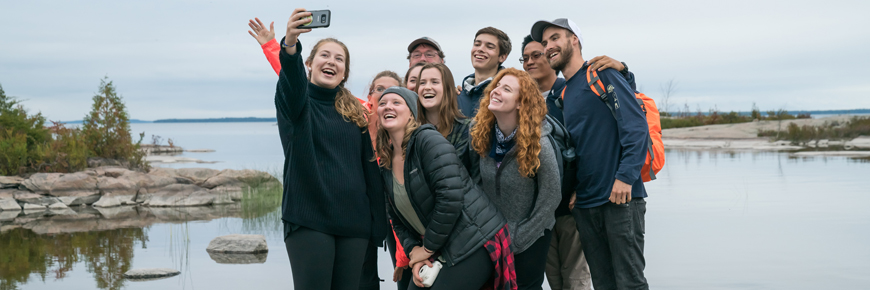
[380,86,419,119]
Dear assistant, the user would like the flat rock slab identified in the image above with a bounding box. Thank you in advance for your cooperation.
[207,251,268,264]
[0,198,21,211]
[206,234,268,253]
[124,268,180,280]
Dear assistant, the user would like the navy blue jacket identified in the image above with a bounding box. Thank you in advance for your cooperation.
[457,67,504,118]
[562,63,649,209]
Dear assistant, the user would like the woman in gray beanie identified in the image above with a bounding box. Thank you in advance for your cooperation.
[374,87,516,290]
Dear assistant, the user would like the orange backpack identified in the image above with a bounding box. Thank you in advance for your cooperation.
[558,66,665,182]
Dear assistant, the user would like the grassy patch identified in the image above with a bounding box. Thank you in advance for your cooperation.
[758,116,870,145]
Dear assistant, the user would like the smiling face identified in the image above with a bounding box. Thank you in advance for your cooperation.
[377,93,412,132]
[404,65,423,92]
[541,27,575,72]
[417,68,444,111]
[306,42,347,89]
[487,75,521,114]
[369,76,401,103]
[522,41,555,81]
[471,34,506,71]
[409,44,443,66]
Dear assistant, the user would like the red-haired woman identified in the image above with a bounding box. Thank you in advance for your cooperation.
[275,8,387,290]
[471,68,562,290]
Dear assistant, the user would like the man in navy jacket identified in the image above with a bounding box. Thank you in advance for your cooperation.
[532,18,650,290]
[457,27,511,117]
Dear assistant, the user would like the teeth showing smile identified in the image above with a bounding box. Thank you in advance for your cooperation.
[474,54,486,60]
[322,68,336,76]
[383,113,396,119]
[491,97,503,104]
[549,52,558,59]
[423,93,435,99]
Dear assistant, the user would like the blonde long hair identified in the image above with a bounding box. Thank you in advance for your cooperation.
[470,68,547,177]
[305,38,367,128]
[375,116,420,170]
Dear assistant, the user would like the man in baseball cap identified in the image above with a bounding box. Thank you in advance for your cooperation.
[407,37,445,67]
[532,18,651,290]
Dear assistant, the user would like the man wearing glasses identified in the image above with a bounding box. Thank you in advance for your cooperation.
[407,37,445,67]
[520,34,635,290]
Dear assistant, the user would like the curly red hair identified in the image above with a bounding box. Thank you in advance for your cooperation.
[470,68,548,177]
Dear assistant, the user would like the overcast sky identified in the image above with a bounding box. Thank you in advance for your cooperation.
[2,0,868,121]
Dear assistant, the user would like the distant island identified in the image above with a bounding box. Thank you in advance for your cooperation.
[152,117,276,123]
[664,108,870,117]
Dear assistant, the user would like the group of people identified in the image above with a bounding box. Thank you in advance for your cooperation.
[248,9,652,290]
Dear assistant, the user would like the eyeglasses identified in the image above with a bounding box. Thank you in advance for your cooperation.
[411,52,439,59]
[520,51,544,63]
[370,86,387,95]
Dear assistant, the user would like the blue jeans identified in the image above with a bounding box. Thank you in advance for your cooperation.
[572,198,648,290]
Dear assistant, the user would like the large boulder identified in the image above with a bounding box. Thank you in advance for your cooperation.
[207,251,268,264]
[49,172,99,198]
[0,198,21,211]
[144,184,217,207]
[93,176,139,208]
[13,191,61,207]
[206,234,268,253]
[0,176,23,189]
[21,173,62,193]
[123,268,180,280]
[174,168,220,185]
[201,169,275,189]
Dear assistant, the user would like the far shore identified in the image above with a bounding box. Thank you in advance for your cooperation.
[663,115,870,157]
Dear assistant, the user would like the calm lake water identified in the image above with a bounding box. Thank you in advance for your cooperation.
[2,122,868,290]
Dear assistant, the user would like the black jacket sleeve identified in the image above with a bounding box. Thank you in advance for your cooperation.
[417,130,466,252]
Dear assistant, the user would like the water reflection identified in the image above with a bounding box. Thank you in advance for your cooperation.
[0,227,147,290]
[0,183,282,290]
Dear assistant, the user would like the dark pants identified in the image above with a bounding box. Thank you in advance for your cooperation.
[514,229,553,290]
[572,198,648,290]
[360,241,383,290]
[284,226,369,290]
[386,234,411,290]
[407,247,493,290]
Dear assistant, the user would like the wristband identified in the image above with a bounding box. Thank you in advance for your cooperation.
[423,246,434,254]
[282,40,296,48]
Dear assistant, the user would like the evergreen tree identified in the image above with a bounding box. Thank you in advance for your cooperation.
[81,77,145,169]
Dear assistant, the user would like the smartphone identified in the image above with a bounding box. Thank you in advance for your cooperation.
[300,10,331,28]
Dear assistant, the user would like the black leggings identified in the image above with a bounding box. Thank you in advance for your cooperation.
[407,247,493,290]
[284,226,369,290]
[514,230,553,290]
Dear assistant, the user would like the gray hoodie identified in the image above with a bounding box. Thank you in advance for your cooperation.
[479,120,561,253]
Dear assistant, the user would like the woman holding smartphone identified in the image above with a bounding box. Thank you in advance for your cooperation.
[275,8,387,290]
[470,68,562,290]
[375,86,515,290]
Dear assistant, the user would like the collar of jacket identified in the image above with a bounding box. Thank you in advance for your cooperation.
[461,66,506,93]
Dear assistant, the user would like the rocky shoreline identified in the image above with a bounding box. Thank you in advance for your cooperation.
[662,115,870,157]
[0,167,278,216]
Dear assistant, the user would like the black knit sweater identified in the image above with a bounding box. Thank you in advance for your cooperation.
[275,38,387,241]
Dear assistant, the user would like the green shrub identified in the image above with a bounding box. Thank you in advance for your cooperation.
[81,77,148,171]
[758,116,870,144]
[0,129,28,175]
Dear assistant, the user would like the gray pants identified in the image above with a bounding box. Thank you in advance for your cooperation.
[545,215,592,290]
[573,198,648,290]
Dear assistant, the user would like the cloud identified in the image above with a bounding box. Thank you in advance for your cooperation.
[2,0,868,120]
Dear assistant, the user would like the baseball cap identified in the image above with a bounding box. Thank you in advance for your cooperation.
[530,18,584,48]
[407,37,443,53]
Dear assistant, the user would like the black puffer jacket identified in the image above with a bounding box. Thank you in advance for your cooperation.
[384,124,506,266]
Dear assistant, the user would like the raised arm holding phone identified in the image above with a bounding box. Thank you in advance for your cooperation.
[275,8,388,290]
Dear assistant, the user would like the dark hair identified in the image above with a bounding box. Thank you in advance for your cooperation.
[406,43,446,61]
[475,27,512,63]
[521,35,535,53]
[415,63,465,137]
[403,62,427,87]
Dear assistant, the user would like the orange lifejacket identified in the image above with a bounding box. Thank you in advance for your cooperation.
[560,66,665,182]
